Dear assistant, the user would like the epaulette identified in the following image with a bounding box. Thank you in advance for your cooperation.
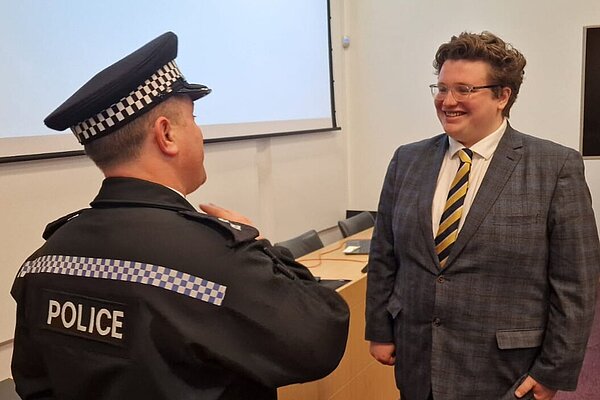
[42,209,88,240]
[178,210,259,244]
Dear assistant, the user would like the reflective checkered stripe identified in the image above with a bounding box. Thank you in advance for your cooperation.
[18,255,226,306]
[71,60,183,143]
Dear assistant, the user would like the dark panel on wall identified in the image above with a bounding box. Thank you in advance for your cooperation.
[582,27,600,157]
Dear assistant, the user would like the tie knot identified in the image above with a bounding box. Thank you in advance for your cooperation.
[458,148,473,164]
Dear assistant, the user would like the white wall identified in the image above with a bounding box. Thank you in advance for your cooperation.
[345,0,600,213]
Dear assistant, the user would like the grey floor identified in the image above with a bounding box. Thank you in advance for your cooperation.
[554,288,600,399]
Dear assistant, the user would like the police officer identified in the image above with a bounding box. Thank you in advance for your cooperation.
[11,32,349,400]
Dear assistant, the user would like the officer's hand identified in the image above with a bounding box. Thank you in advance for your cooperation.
[199,203,257,229]
[369,341,396,366]
[515,375,557,399]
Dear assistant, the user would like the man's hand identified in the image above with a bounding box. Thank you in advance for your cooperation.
[515,375,557,400]
[199,203,256,228]
[369,341,396,366]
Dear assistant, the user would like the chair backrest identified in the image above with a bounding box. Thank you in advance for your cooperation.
[0,378,19,400]
[275,229,324,259]
[338,211,375,238]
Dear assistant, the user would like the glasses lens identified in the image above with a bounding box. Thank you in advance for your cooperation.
[429,85,438,97]
[430,84,477,101]
[430,84,448,98]
[453,85,472,100]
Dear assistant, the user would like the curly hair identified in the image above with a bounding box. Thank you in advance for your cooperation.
[433,31,526,118]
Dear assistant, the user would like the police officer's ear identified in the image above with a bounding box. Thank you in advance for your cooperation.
[152,114,179,157]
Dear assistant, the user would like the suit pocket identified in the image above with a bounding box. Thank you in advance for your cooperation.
[496,328,544,349]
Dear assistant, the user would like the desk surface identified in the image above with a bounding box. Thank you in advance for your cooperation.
[297,228,372,284]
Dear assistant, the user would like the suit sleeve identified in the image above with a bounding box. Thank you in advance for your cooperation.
[529,149,600,390]
[365,148,401,343]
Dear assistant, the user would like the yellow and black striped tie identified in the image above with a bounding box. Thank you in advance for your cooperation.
[435,148,473,267]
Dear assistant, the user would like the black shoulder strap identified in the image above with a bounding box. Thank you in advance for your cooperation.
[43,209,89,240]
[178,210,259,244]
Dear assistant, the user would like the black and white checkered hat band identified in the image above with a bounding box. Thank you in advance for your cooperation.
[71,60,183,143]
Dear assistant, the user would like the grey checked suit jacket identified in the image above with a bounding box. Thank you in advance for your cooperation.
[365,125,600,400]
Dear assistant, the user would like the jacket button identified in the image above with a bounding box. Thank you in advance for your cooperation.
[437,276,445,283]
[433,317,441,326]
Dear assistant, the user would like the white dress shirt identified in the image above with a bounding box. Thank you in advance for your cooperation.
[431,119,507,237]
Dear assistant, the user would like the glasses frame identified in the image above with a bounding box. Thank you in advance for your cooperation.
[429,83,502,101]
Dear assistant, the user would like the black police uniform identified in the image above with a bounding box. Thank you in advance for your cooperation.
[11,177,350,399]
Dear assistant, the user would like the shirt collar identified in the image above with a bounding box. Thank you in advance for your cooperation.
[166,186,186,199]
[447,118,507,160]
[92,177,195,211]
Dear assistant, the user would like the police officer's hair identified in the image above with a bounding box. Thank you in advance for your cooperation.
[433,31,526,118]
[84,96,185,170]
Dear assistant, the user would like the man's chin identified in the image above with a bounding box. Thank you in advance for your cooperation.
[442,125,461,138]
[198,172,208,187]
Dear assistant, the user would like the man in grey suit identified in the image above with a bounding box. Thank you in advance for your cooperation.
[365,31,600,400]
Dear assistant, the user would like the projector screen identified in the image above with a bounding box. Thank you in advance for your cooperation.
[0,0,337,162]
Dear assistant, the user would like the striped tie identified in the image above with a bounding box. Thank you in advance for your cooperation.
[435,148,473,267]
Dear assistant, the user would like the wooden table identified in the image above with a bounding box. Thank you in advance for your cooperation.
[278,229,400,400]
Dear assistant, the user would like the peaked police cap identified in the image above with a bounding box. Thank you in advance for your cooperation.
[44,32,211,144]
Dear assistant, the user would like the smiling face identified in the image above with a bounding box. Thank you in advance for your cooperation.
[435,59,511,147]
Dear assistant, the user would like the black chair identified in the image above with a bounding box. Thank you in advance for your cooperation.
[0,378,19,400]
[275,229,324,259]
[338,211,375,238]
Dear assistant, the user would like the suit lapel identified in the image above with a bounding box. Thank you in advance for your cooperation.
[418,135,448,271]
[443,126,523,269]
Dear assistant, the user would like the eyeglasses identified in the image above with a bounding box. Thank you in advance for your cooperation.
[429,84,501,101]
